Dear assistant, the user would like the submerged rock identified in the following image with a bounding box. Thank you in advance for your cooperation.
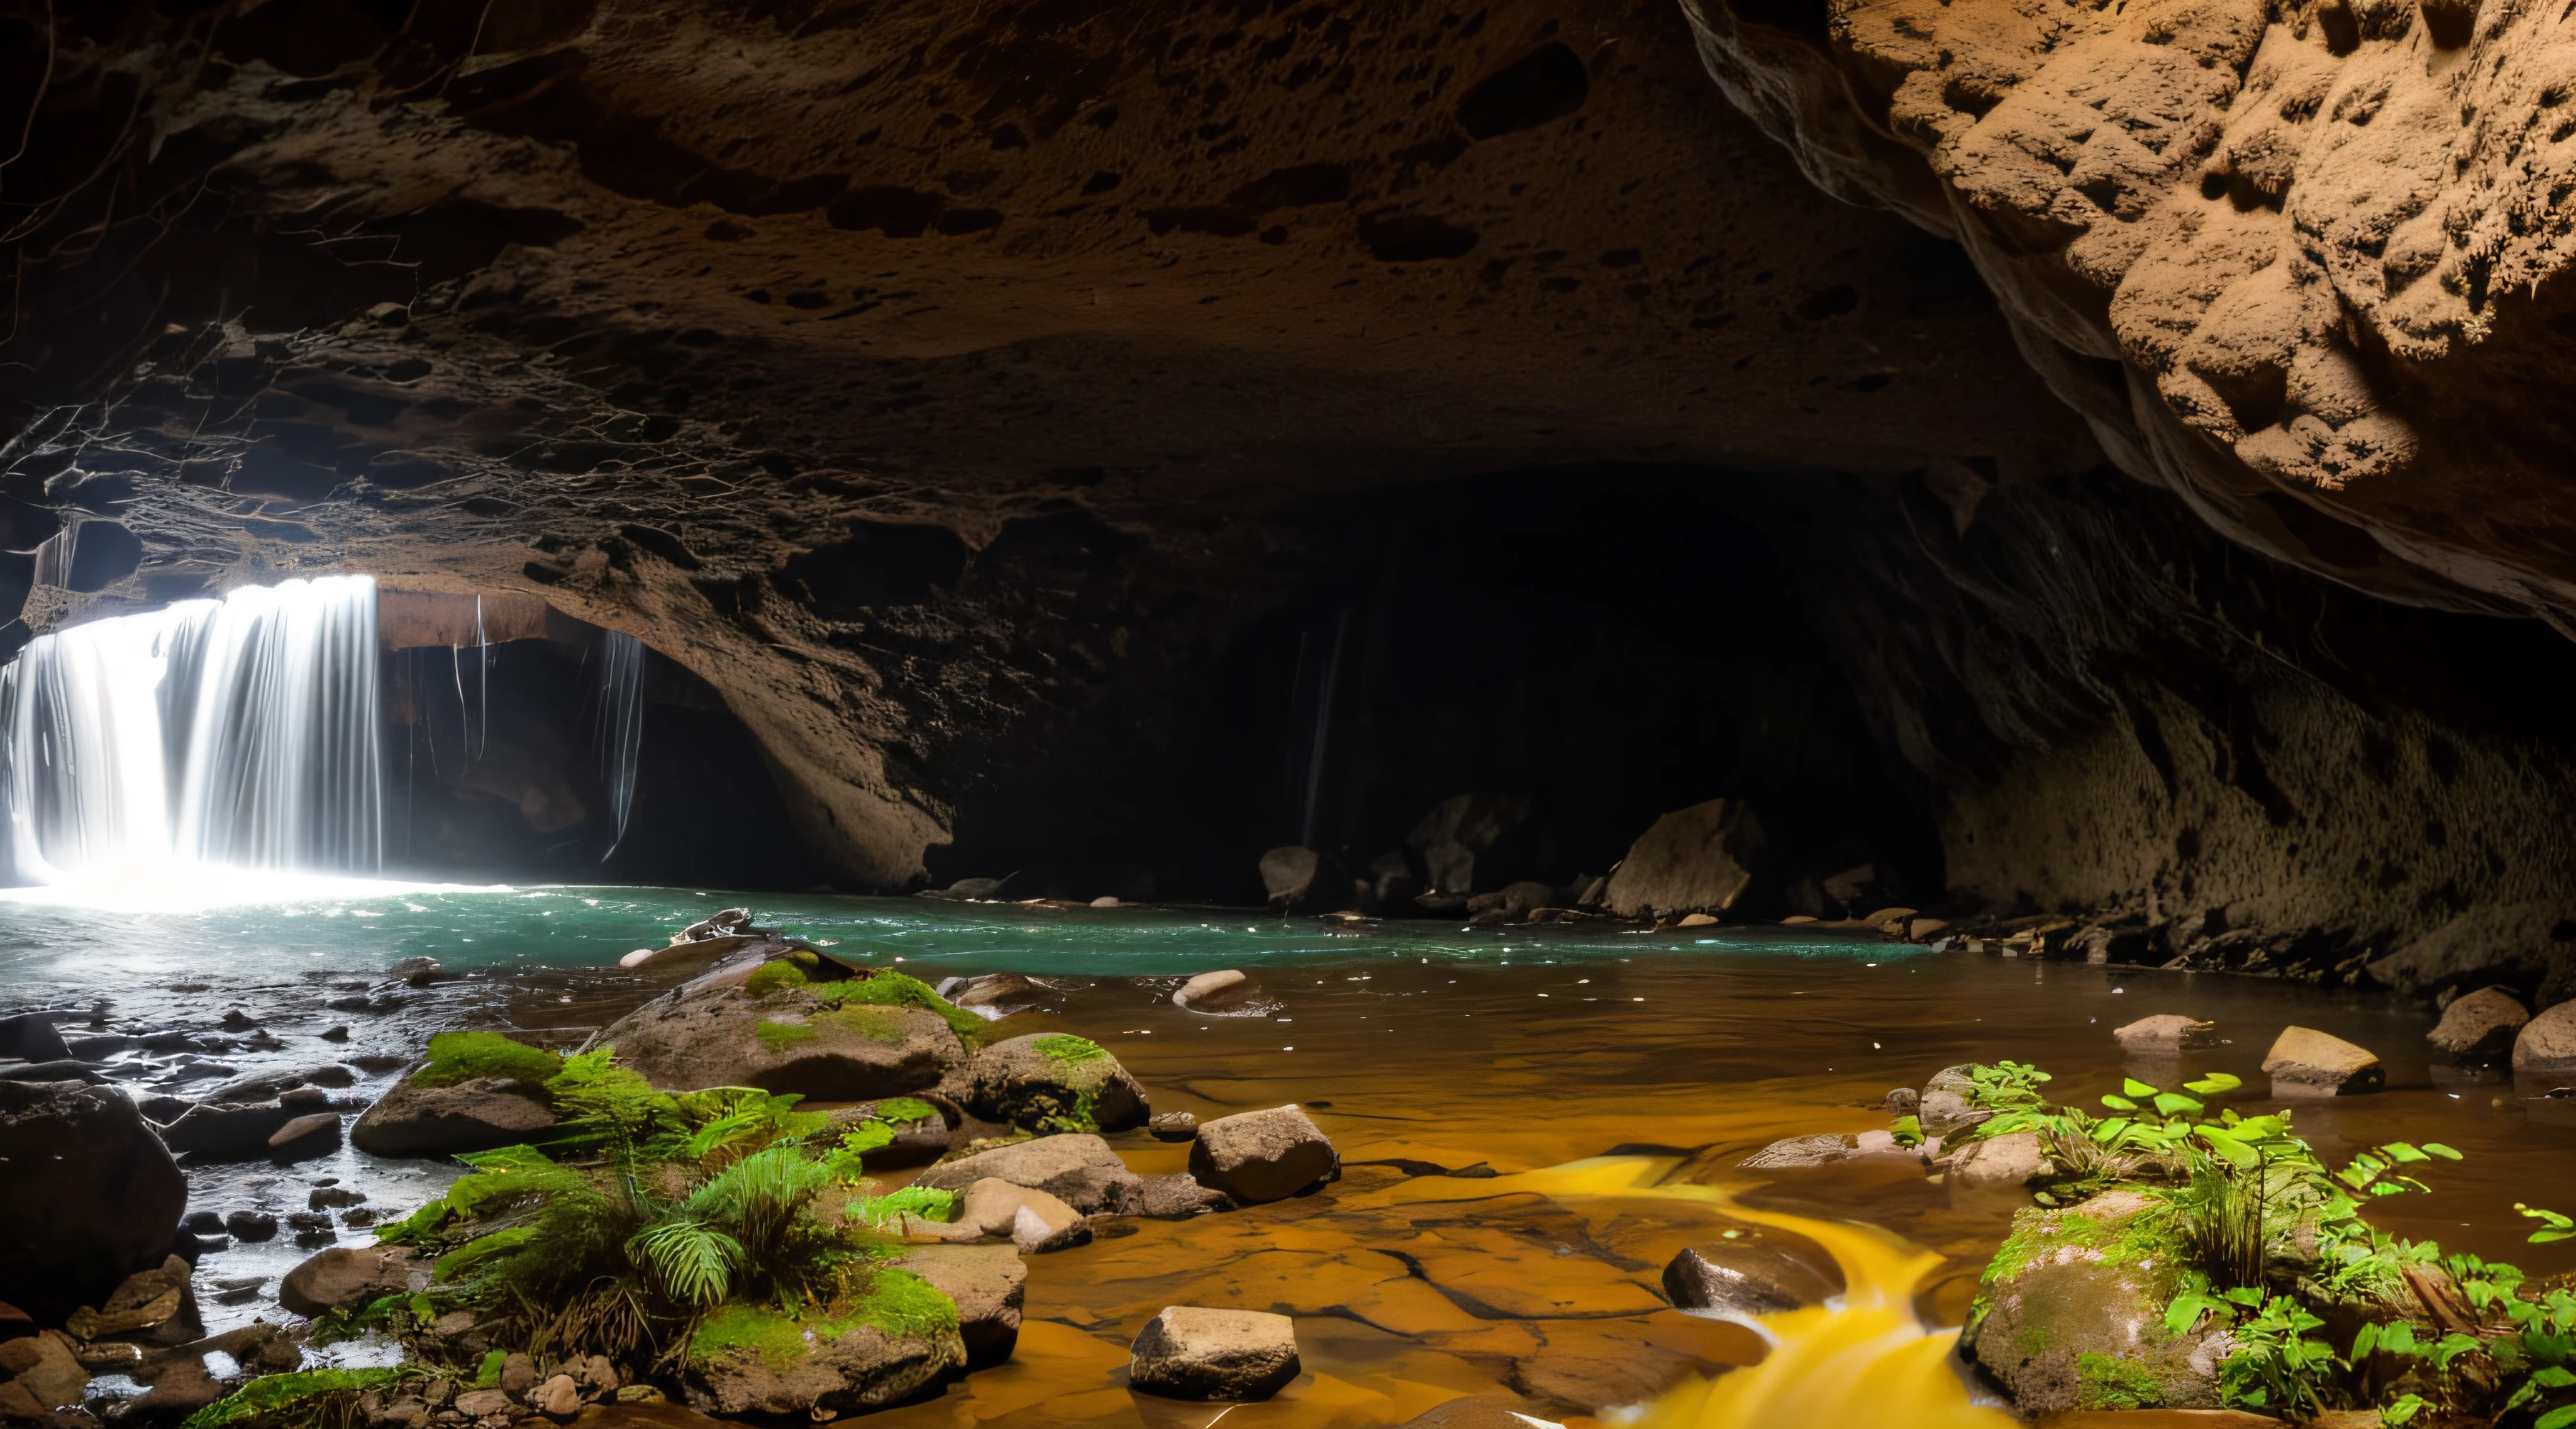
[1128,1306,1301,1402]
[279,1245,420,1316]
[1965,1191,2227,1415]
[592,962,969,1100]
[912,1134,1141,1215]
[2430,987,2529,1062]
[2111,1015,2215,1050]
[1188,1105,1337,1204]
[1948,1131,2052,1189]
[2262,1026,2384,1096]
[956,1179,1090,1254]
[1660,1225,1845,1315]
[0,1079,187,1321]
[963,1033,1148,1133]
[1916,1065,1992,1139]
[1172,970,1260,1013]
[1736,1133,1856,1169]
[681,1301,965,1416]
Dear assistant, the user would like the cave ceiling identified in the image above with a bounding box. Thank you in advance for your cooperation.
[2,0,2135,884]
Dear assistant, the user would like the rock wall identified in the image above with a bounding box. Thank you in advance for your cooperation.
[1677,0,2576,625]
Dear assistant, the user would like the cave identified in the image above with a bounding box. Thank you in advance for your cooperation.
[1,1,2573,1425]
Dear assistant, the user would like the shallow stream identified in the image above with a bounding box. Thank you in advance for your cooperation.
[4,886,2570,1428]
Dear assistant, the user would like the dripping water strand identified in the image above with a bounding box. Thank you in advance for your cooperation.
[591,630,646,862]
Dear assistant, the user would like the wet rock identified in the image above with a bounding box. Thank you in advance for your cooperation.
[0,1059,103,1084]
[387,957,443,987]
[1948,1131,2051,1189]
[126,1357,228,1418]
[1882,1088,1919,1113]
[1134,1174,1231,1219]
[1918,1065,1992,1138]
[350,1077,556,1157]
[913,1135,1141,1215]
[2262,1026,2384,1096]
[224,1211,278,1243]
[962,1033,1148,1133]
[1406,793,1541,899]
[452,1389,513,1418]
[499,1354,538,1398]
[65,1256,197,1345]
[268,1113,343,1154]
[0,1333,84,1410]
[2514,999,2576,1077]
[534,1376,580,1418]
[591,964,967,1101]
[0,1080,187,1321]
[0,1016,70,1065]
[198,1065,356,1103]
[1660,1225,1845,1315]
[2429,987,2529,1062]
[1399,1398,1567,1428]
[936,974,1045,1015]
[135,1096,189,1125]
[318,1026,351,1043]
[892,1243,1024,1369]
[1150,1111,1197,1142]
[928,876,1016,903]
[279,1246,418,1316]
[1967,1191,2226,1415]
[1172,970,1259,1013]
[162,1103,299,1157]
[681,1304,963,1416]
[954,1179,1089,1254]
[309,1187,365,1211]
[1737,1134,1856,1169]
[1128,1306,1300,1402]
[1188,1106,1337,1204]
[2112,1015,2216,1051]
[1601,798,1768,920]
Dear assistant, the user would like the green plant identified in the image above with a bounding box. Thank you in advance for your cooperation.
[745,960,809,998]
[810,971,984,1042]
[2219,1294,2342,1415]
[179,1369,406,1429]
[2521,1203,2576,1243]
[410,1031,562,1089]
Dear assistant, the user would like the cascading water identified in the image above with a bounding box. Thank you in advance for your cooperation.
[0,574,384,886]
[591,630,647,859]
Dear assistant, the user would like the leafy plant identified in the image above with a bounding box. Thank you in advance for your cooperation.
[410,1031,563,1089]
[2219,1294,2342,1415]
[2521,1203,2576,1244]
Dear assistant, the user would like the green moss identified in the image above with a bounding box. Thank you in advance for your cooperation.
[870,1097,938,1126]
[756,1019,819,1054]
[1983,1198,2181,1286]
[745,960,811,998]
[1033,1033,1109,1067]
[2077,1351,2169,1410]
[813,971,984,1041]
[411,1030,563,1089]
[819,1004,911,1046]
[180,1369,406,1429]
[688,1274,958,1371]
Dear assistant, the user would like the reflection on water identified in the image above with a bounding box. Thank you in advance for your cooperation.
[3,891,2569,1426]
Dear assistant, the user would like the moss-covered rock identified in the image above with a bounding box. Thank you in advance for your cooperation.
[588,960,969,1099]
[352,1031,564,1157]
[1965,1189,2228,1416]
[681,1286,966,1416]
[964,1033,1148,1133]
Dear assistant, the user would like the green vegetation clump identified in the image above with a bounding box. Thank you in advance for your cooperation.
[686,1269,959,1371]
[756,1019,820,1054]
[1951,1058,2576,1428]
[1033,1033,1109,1067]
[2076,1351,2170,1410]
[870,1097,938,1126]
[180,1369,405,1429]
[410,1031,564,1089]
[745,960,809,998]
[811,971,984,1041]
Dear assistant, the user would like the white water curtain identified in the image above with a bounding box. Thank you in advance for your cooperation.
[0,575,384,884]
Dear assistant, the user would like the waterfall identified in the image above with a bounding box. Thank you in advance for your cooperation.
[0,575,384,885]
[591,630,646,859]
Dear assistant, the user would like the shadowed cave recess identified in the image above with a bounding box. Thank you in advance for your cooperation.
[6,0,2576,1003]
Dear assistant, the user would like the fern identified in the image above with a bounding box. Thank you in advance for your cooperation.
[626,1217,743,1308]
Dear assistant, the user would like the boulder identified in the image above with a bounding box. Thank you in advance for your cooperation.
[352,1077,557,1157]
[0,1081,187,1321]
[1966,1191,2228,1415]
[2112,1015,2216,1050]
[893,1243,1025,1369]
[1917,1065,1992,1138]
[956,1180,1089,1254]
[682,1303,964,1416]
[1882,1088,1919,1113]
[590,967,967,1100]
[1736,1134,1855,1169]
[1129,1306,1301,1402]
[1257,847,1340,909]
[963,1034,1148,1133]
[197,1064,356,1103]
[279,1245,419,1316]
[1660,1225,1845,1315]
[1948,1131,2051,1189]
[0,1332,88,1410]
[1188,1105,1336,1204]
[0,1015,69,1065]
[2513,999,2576,1077]
[2430,987,2529,1062]
[124,1355,228,1417]
[912,1135,1143,1215]
[269,1112,344,1153]
[1601,798,1768,920]
[535,1375,580,1417]
[1134,1174,1231,1218]
[1406,792,1540,898]
[1150,1112,1198,1142]
[65,1255,199,1344]
[937,974,1050,1015]
[162,1101,301,1157]
[2262,1026,2384,1096]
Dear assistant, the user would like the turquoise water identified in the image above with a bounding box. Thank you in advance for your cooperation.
[0,882,1913,996]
